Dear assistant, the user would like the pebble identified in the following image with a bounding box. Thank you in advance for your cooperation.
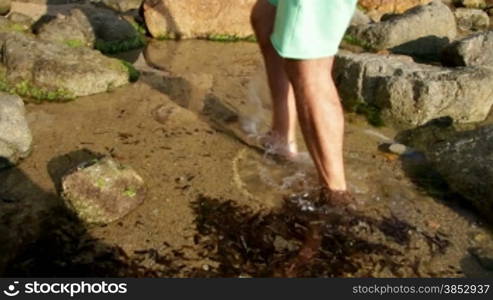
[389,143,409,155]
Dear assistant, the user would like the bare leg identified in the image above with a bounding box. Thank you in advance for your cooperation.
[251,0,298,156]
[284,58,347,191]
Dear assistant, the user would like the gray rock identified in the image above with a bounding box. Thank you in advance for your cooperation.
[426,125,493,222]
[347,0,456,59]
[36,7,141,52]
[38,9,96,48]
[61,158,146,225]
[86,6,139,43]
[0,92,32,168]
[0,31,130,98]
[334,51,493,126]
[7,12,35,28]
[454,8,490,32]
[0,0,10,16]
[442,30,493,67]
[37,9,96,47]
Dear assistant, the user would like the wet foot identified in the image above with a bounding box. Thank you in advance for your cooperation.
[258,131,299,160]
[320,187,361,209]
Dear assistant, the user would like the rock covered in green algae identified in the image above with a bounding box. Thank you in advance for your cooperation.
[36,7,143,53]
[425,125,493,222]
[37,8,96,48]
[61,158,146,225]
[0,92,32,169]
[0,31,130,99]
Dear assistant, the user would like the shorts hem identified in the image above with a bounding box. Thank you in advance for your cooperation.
[270,37,337,59]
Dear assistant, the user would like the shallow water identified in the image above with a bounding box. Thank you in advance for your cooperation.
[2,40,493,277]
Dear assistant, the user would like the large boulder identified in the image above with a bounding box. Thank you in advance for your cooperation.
[143,0,256,39]
[0,92,32,168]
[442,30,493,67]
[334,51,493,126]
[61,158,146,225]
[37,9,96,48]
[347,0,457,58]
[0,32,131,100]
[36,7,143,53]
[425,125,493,222]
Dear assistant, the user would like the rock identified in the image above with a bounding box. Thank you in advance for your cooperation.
[470,246,493,270]
[454,8,490,32]
[334,51,493,126]
[83,7,140,46]
[0,92,32,168]
[442,30,493,67]
[0,31,130,99]
[456,0,487,9]
[358,0,432,21]
[61,158,146,225]
[0,15,29,33]
[36,7,142,53]
[0,0,10,15]
[425,125,493,222]
[7,12,35,28]
[143,0,256,39]
[347,0,457,59]
[389,143,409,155]
[101,0,143,12]
[351,9,371,27]
[37,9,95,48]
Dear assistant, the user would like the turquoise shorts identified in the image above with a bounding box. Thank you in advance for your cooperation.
[268,0,357,59]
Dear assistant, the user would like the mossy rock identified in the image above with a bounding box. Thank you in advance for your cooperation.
[61,158,146,225]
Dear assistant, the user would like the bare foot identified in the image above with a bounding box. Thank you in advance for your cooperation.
[258,131,298,160]
[319,187,361,209]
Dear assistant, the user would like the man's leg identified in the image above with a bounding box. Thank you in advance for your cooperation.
[284,58,347,192]
[250,0,298,157]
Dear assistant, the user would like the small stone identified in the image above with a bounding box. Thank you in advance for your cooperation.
[389,143,408,155]
[202,264,210,271]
